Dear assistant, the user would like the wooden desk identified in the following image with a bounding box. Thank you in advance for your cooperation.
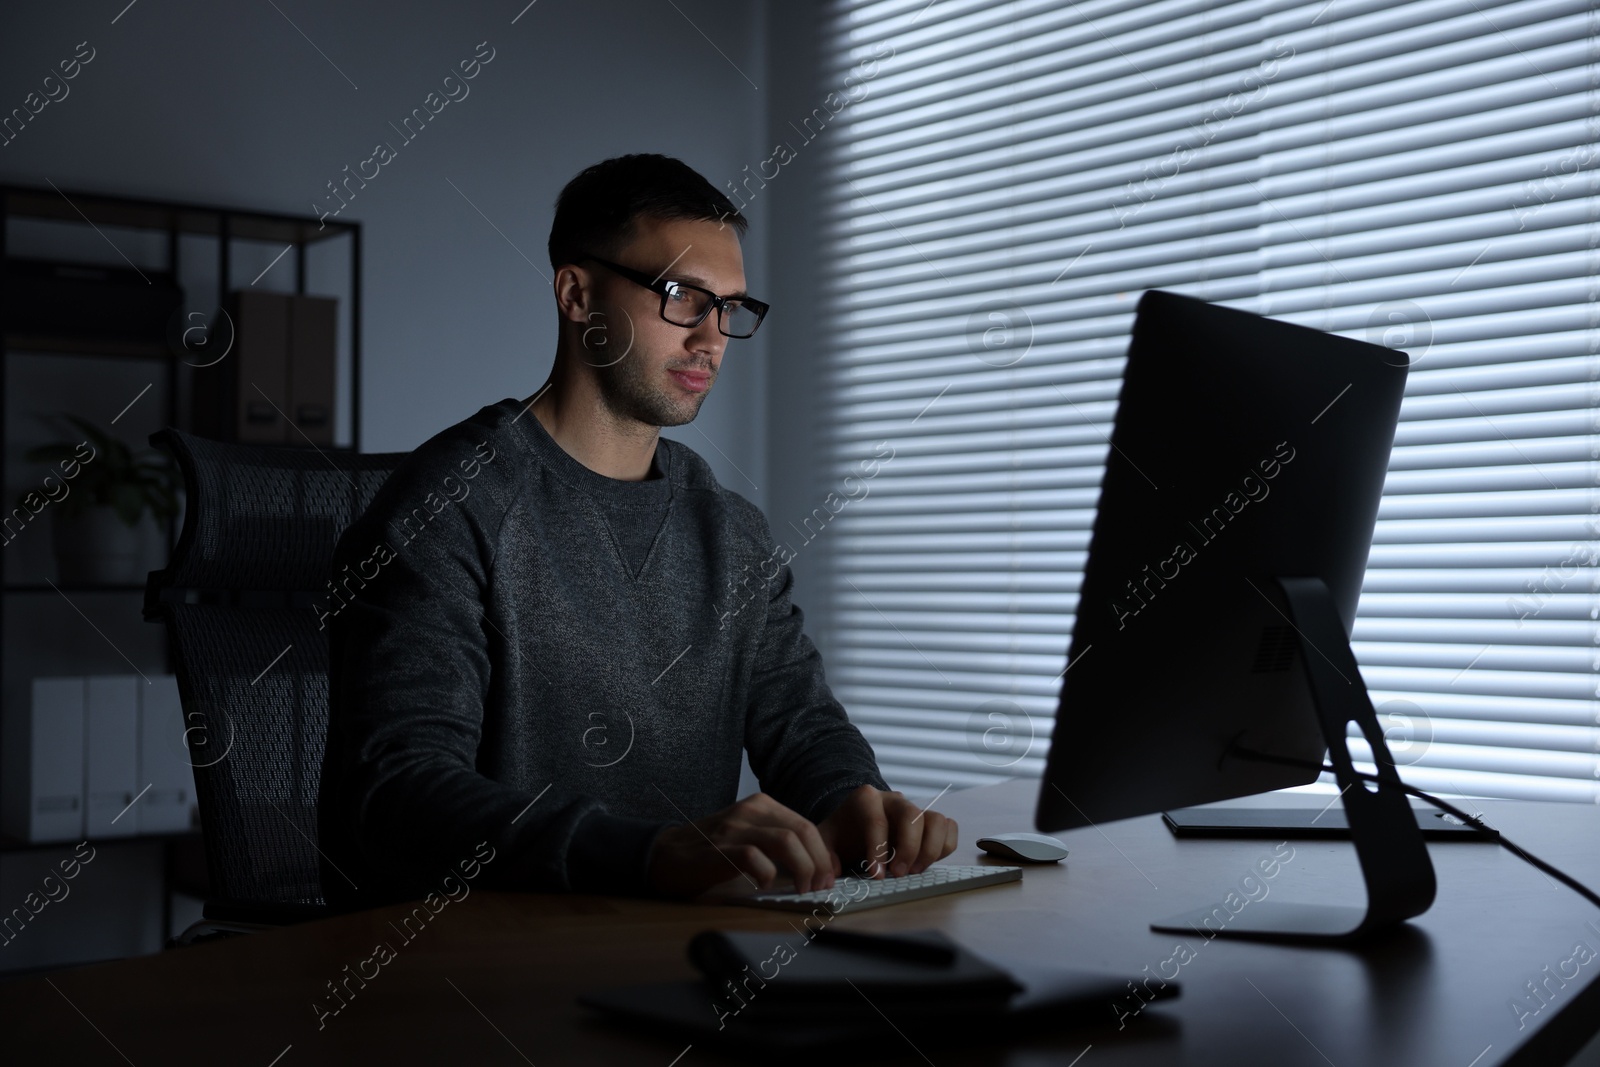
[4,778,1598,1065]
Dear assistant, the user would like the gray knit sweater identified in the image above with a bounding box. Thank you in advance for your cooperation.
[317,398,888,910]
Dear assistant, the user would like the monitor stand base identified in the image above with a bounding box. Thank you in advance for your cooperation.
[1151,902,1370,942]
[1149,576,1438,945]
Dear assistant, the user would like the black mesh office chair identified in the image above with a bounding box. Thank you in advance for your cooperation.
[143,428,404,941]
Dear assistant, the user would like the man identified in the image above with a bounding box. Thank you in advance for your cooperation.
[318,153,957,911]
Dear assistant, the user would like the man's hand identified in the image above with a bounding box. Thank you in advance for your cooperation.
[816,785,958,879]
[645,792,839,899]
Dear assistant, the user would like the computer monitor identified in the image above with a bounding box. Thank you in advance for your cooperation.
[1035,289,1437,943]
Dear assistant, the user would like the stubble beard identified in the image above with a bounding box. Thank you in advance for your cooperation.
[593,347,710,429]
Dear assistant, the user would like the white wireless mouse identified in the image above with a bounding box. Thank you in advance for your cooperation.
[976,832,1069,863]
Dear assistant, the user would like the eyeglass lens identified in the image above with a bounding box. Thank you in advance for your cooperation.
[661,282,760,337]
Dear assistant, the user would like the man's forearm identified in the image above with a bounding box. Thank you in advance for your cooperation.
[334,753,679,902]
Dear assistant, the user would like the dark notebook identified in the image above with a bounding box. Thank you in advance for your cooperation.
[688,926,1023,1003]
[578,927,1180,1056]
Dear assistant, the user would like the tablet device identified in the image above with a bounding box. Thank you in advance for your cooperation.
[1162,804,1498,840]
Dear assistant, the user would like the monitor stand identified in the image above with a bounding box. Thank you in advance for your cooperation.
[1149,576,1438,944]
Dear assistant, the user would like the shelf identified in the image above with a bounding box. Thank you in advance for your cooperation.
[4,334,171,360]
[4,582,147,594]
[0,828,201,854]
[3,184,355,246]
[0,184,360,941]
[4,181,362,450]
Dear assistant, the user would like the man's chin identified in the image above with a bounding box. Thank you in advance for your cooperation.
[652,397,708,428]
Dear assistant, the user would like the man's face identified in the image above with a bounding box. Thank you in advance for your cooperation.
[580,216,748,429]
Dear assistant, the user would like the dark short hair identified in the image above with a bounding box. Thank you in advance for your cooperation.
[547,153,747,269]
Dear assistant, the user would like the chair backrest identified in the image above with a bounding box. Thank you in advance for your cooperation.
[144,428,405,919]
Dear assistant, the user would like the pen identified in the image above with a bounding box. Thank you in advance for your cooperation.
[808,926,958,966]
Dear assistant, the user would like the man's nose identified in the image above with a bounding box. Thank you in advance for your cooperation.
[686,315,727,359]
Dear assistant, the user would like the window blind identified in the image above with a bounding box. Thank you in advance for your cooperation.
[813,0,1600,803]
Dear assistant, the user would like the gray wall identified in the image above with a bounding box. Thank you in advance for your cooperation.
[762,1,837,660]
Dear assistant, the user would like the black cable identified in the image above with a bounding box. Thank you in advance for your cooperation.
[1230,745,1600,912]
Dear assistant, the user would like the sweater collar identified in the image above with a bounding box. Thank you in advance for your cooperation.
[498,398,674,507]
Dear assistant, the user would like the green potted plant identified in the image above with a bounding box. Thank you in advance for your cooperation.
[20,413,182,584]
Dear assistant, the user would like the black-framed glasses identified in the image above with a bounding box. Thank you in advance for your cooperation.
[581,255,769,339]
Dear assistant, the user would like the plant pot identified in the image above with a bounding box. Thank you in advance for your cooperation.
[49,506,162,585]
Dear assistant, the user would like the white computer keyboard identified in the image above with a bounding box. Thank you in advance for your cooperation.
[729,864,1023,913]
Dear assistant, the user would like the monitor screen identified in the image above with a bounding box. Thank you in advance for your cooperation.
[1036,289,1408,831]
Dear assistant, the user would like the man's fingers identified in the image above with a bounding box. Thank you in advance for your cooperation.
[862,804,892,878]
[738,794,835,891]
[689,793,969,890]
[797,822,835,891]
[729,841,780,889]
[908,812,953,874]
[890,803,925,878]
[770,806,835,891]
[747,825,829,893]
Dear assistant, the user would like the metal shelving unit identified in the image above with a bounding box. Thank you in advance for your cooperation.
[0,184,362,948]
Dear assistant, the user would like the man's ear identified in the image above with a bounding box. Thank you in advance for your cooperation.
[553,264,593,325]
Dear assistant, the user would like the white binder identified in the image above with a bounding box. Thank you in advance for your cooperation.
[137,675,195,833]
[1,677,86,842]
[85,675,140,838]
